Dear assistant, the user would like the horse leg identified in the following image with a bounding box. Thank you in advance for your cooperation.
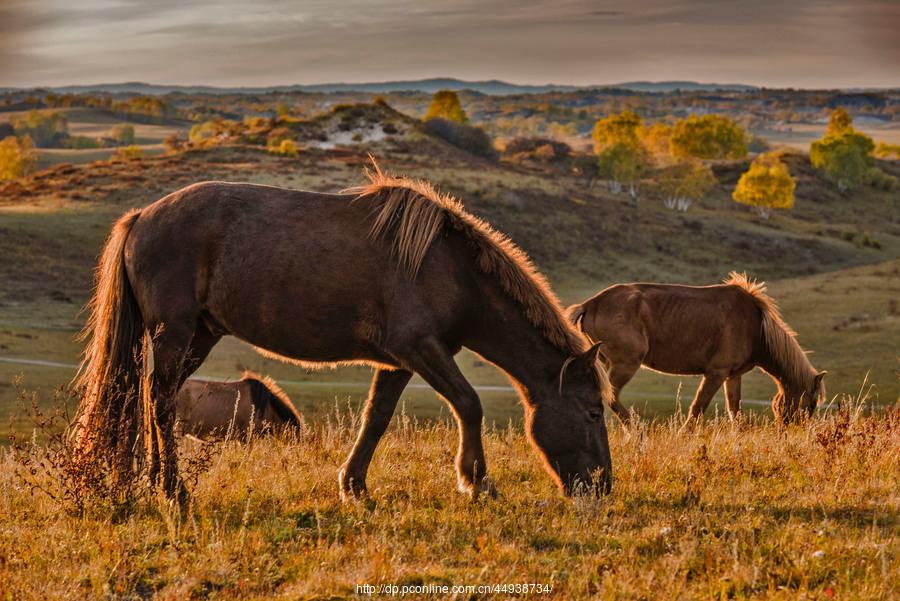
[683,372,727,427]
[339,368,412,500]
[608,362,640,425]
[725,376,742,420]
[405,337,493,498]
[149,320,218,500]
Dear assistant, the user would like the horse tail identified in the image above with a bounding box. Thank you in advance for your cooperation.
[73,209,147,481]
[565,303,586,329]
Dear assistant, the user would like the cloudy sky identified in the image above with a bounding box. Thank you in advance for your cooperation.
[1,0,898,89]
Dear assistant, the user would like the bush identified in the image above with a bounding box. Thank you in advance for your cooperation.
[504,137,571,161]
[64,136,102,149]
[272,139,299,157]
[112,145,144,161]
[422,117,497,160]
[110,124,135,145]
[865,168,897,191]
[0,135,38,180]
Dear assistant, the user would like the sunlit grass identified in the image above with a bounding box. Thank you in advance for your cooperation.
[1,388,897,599]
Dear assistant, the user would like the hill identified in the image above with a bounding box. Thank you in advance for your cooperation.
[7,78,763,97]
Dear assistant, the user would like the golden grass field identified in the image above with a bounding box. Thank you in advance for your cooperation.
[0,393,896,599]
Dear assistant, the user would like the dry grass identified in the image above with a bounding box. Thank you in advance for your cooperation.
[0,391,897,600]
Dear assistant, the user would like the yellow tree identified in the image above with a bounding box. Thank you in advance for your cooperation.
[732,153,795,219]
[592,110,643,153]
[669,114,748,160]
[0,135,37,180]
[826,107,853,136]
[425,90,468,124]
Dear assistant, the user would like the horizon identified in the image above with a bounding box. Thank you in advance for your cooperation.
[1,1,898,90]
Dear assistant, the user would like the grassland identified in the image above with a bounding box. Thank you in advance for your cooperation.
[1,400,897,599]
[0,99,898,599]
[1,128,899,438]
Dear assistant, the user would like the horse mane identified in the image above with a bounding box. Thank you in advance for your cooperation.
[241,370,303,428]
[724,272,815,391]
[346,163,588,356]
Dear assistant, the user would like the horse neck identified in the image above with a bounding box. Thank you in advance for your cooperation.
[758,334,815,395]
[462,284,572,404]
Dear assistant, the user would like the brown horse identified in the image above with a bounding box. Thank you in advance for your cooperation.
[75,165,613,500]
[567,273,826,425]
[177,371,303,439]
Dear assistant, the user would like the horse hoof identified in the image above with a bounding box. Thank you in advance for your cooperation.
[338,469,368,502]
[460,477,498,500]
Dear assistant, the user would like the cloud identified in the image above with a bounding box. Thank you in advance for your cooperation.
[1,0,897,88]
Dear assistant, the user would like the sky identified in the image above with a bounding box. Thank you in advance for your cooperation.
[1,0,898,89]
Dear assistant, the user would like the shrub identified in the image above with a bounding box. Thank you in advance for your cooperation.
[112,145,144,161]
[64,135,102,149]
[110,124,135,145]
[874,142,900,159]
[0,135,38,180]
[504,137,571,161]
[422,117,497,160]
[865,168,897,191]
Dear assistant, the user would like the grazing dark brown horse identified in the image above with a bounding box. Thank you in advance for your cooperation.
[75,165,613,500]
[176,371,303,439]
[567,273,826,425]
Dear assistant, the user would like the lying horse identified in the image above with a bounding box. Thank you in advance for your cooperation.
[567,273,826,424]
[75,164,613,500]
[177,371,303,439]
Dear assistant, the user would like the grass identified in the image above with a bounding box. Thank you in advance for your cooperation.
[0,142,898,438]
[1,392,897,599]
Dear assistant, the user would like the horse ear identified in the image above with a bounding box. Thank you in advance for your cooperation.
[815,371,828,386]
[579,341,607,370]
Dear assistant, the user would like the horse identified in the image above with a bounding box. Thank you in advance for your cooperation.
[566,273,827,425]
[74,163,614,501]
[176,371,303,439]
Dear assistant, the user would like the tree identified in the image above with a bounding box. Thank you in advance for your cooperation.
[592,110,643,153]
[641,122,672,159]
[669,114,748,160]
[0,135,37,180]
[874,142,900,159]
[425,90,468,124]
[826,107,853,136]
[273,139,298,157]
[110,124,135,145]
[659,160,716,212]
[12,110,68,147]
[597,143,648,198]
[732,153,796,219]
[810,131,874,192]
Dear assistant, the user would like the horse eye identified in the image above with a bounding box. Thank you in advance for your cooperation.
[588,409,603,421]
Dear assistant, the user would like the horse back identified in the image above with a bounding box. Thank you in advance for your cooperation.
[583,283,763,375]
